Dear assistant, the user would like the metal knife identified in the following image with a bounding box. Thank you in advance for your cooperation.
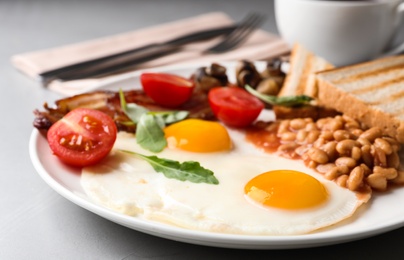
[39,25,237,86]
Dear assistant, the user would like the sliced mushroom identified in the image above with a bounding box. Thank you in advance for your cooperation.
[261,57,286,78]
[261,58,286,87]
[192,63,228,93]
[235,60,262,88]
[256,78,280,96]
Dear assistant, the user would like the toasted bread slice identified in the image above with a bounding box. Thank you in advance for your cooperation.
[316,55,404,143]
[278,43,334,98]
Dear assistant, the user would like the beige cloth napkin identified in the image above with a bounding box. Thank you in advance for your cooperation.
[11,12,290,96]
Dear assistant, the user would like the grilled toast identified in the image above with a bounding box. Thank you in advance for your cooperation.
[316,55,404,143]
[278,43,334,98]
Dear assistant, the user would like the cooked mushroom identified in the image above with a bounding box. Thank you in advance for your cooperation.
[260,57,286,87]
[261,57,285,77]
[192,63,228,93]
[235,60,262,88]
[256,78,280,96]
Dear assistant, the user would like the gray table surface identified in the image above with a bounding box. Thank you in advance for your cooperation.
[2,0,404,259]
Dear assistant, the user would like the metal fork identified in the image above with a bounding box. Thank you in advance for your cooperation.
[53,13,266,82]
[204,13,266,53]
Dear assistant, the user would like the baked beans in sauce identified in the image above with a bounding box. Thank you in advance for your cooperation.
[245,116,403,193]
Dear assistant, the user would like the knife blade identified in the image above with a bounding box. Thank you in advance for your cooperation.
[39,25,237,86]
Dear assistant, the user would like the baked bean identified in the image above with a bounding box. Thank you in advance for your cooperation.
[290,118,306,130]
[382,136,400,153]
[295,144,310,156]
[305,122,317,132]
[360,163,372,176]
[337,165,350,175]
[320,131,334,141]
[334,115,343,122]
[372,146,387,167]
[280,132,296,142]
[374,138,393,155]
[335,157,357,168]
[307,160,317,169]
[336,175,349,188]
[306,130,320,144]
[357,137,371,146]
[351,146,362,161]
[278,120,290,134]
[324,165,349,180]
[342,115,355,123]
[347,166,364,191]
[333,130,351,141]
[322,141,338,161]
[278,143,299,154]
[387,151,400,169]
[344,121,360,130]
[349,128,363,139]
[366,173,387,191]
[323,118,343,131]
[361,145,373,168]
[373,166,398,180]
[307,147,329,164]
[325,167,340,180]
[316,163,336,174]
[296,130,309,143]
[316,118,328,129]
[313,137,326,148]
[336,139,360,155]
[359,127,382,142]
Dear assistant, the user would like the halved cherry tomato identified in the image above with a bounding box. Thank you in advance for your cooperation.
[208,87,264,127]
[140,72,195,107]
[47,108,117,167]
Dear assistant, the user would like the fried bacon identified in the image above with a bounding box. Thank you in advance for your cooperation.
[33,89,214,134]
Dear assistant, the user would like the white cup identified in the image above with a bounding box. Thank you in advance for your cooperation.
[275,0,404,66]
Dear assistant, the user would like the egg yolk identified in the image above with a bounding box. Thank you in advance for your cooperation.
[244,170,328,210]
[164,119,232,153]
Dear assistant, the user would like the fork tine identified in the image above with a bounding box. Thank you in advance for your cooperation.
[205,13,266,53]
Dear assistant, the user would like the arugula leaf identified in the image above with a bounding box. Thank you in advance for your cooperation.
[245,85,313,107]
[136,114,167,153]
[119,89,149,123]
[119,89,189,153]
[119,89,127,108]
[119,89,188,125]
[120,150,219,185]
[149,110,189,124]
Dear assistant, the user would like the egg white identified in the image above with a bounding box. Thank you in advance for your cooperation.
[81,128,370,236]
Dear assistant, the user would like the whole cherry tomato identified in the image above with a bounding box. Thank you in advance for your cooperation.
[47,108,117,167]
[140,72,195,108]
[208,87,264,127]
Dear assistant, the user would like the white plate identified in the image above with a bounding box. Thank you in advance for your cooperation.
[29,62,404,249]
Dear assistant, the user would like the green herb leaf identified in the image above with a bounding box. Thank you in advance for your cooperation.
[120,150,219,185]
[136,114,167,153]
[119,88,127,108]
[126,104,149,123]
[119,89,190,153]
[119,89,149,123]
[245,85,313,107]
[149,110,189,124]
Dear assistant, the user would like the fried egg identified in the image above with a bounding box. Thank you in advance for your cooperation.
[81,119,370,235]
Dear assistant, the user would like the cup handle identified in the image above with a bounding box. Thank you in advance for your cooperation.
[381,2,404,56]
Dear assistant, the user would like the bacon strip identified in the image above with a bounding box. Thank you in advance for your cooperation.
[33,89,214,134]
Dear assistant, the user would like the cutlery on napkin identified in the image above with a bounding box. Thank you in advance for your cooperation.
[11,12,290,96]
